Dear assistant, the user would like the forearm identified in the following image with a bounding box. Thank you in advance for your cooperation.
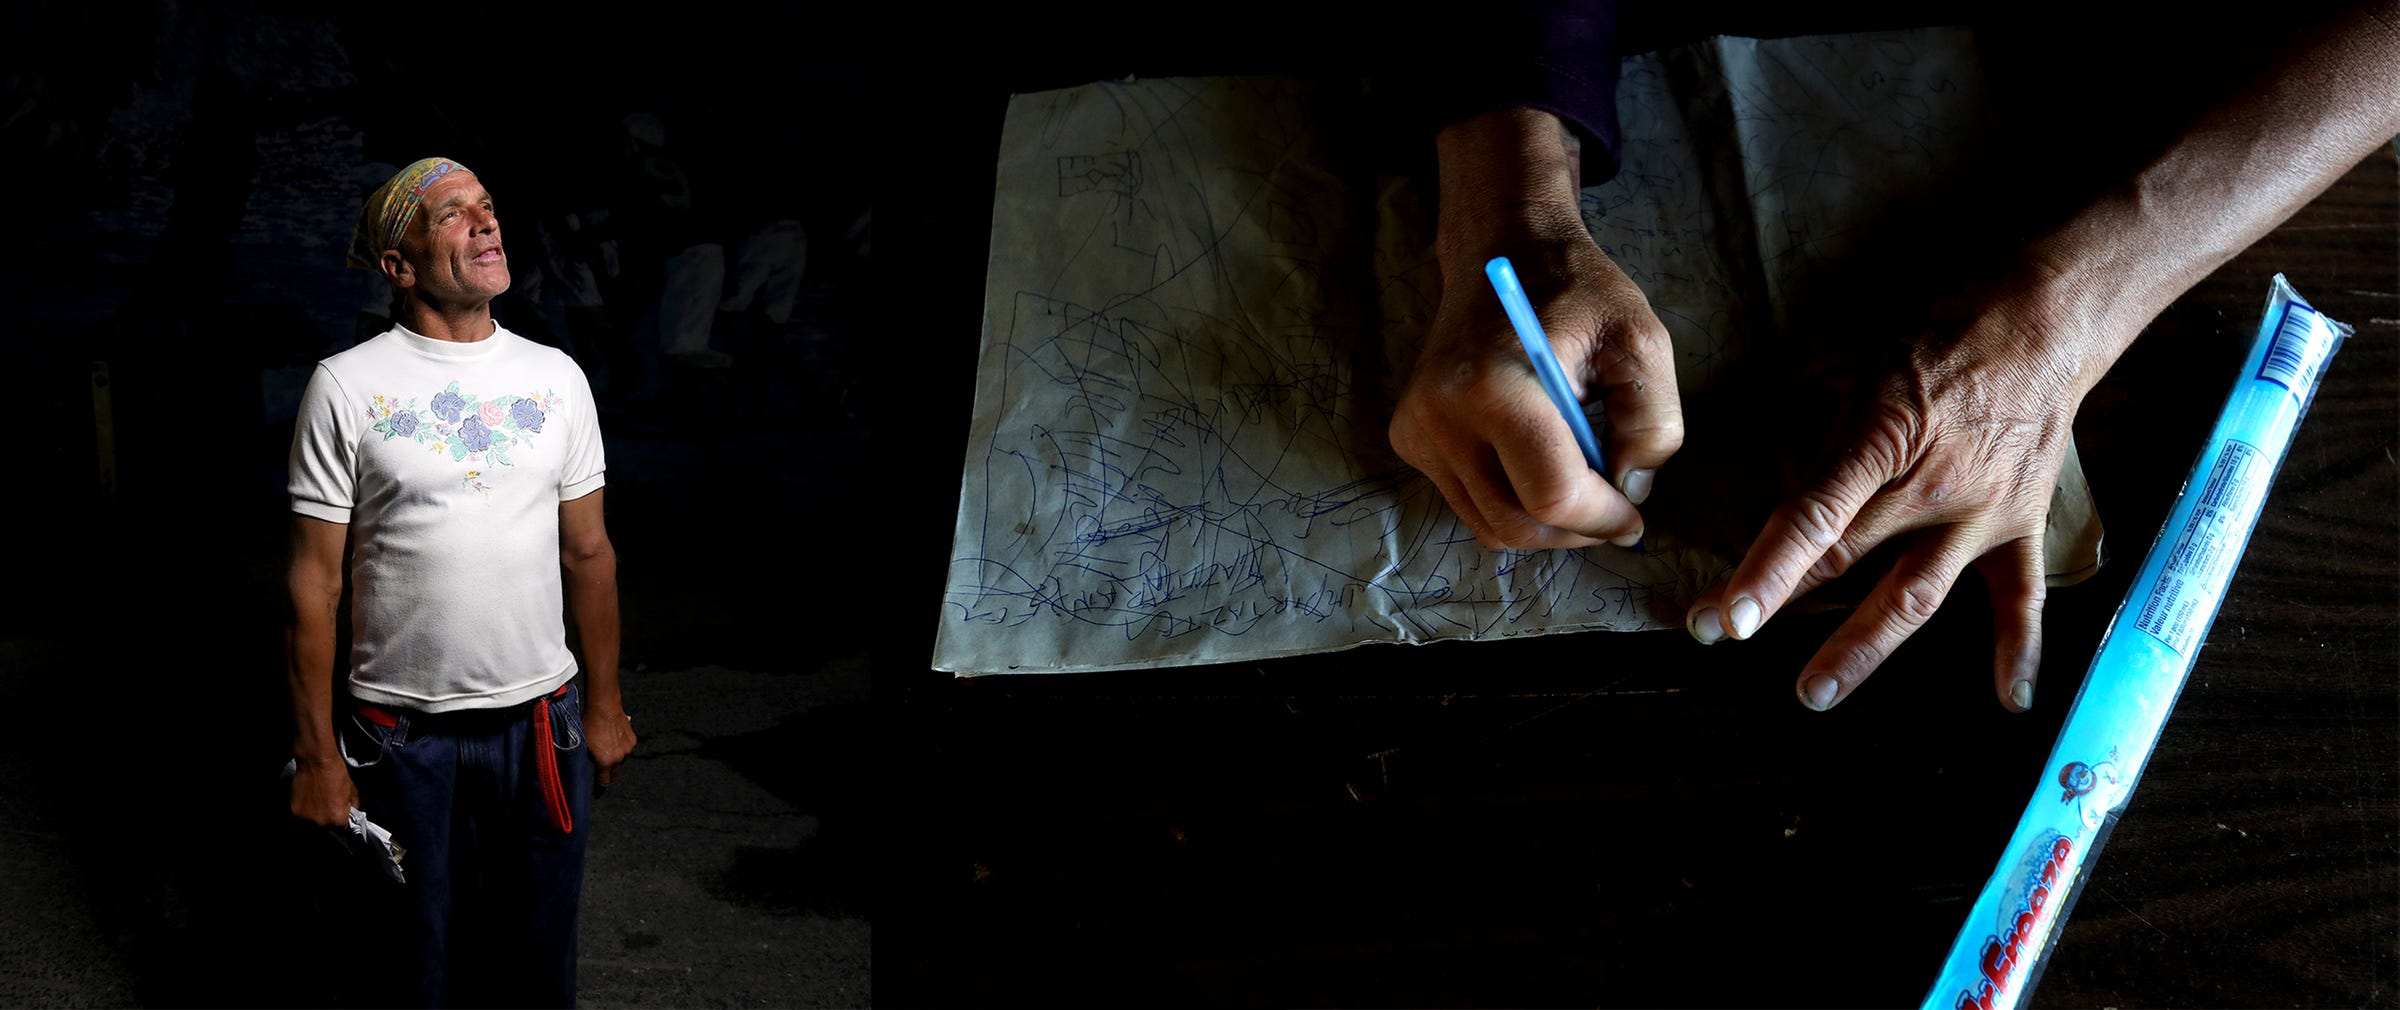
[2018,6,2400,392]
[563,546,623,713]
[286,592,341,763]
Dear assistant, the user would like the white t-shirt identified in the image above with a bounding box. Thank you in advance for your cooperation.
[288,322,607,713]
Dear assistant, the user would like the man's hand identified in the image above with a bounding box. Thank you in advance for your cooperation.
[1684,293,2083,713]
[583,697,636,790]
[1684,4,2399,713]
[290,755,359,828]
[1391,107,1684,549]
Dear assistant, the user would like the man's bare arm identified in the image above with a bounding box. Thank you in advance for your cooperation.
[286,513,353,826]
[1685,6,2400,711]
[561,488,635,787]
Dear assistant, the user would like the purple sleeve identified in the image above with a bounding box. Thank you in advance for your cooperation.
[1371,0,1623,186]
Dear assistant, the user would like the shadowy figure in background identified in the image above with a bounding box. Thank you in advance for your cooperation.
[600,109,726,419]
[530,206,627,392]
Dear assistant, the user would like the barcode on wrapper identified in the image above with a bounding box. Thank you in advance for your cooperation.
[2257,302,2330,391]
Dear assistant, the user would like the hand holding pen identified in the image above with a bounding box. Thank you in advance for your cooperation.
[1388,236,1685,551]
[1387,111,1686,551]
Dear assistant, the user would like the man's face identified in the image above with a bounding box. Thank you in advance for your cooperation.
[386,169,509,308]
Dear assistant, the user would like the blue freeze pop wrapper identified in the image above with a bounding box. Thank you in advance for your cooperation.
[1923,274,2352,1010]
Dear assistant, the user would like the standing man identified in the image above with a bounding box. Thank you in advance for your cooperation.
[285,156,636,1007]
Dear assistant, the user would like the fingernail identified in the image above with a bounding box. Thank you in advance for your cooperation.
[1689,607,1724,644]
[1801,675,1839,711]
[1728,596,1761,640]
[1609,527,1643,548]
[2009,679,2034,711]
[1620,468,1655,505]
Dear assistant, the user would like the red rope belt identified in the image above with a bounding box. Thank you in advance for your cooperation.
[534,685,574,834]
[356,684,575,833]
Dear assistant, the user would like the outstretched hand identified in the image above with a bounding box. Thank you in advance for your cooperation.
[1685,294,2090,713]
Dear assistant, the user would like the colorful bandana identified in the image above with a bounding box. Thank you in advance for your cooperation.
[346,157,470,270]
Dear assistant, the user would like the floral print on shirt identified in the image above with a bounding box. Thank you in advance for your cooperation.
[368,384,562,482]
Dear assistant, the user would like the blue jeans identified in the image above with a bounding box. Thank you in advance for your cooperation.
[339,680,593,1008]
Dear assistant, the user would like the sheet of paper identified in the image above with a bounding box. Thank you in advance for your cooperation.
[935,28,2102,675]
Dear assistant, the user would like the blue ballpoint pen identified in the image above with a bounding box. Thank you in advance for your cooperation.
[1484,256,1606,475]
